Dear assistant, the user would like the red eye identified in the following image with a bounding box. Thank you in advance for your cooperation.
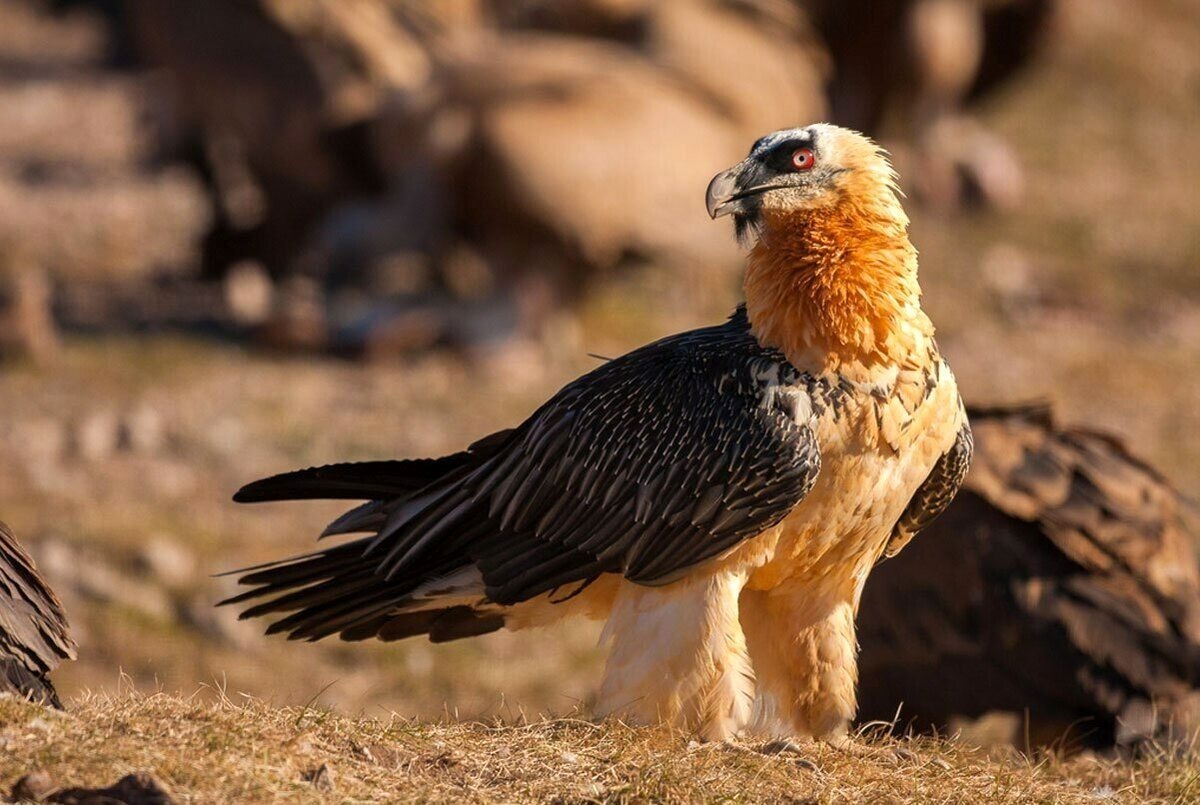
[792,147,815,171]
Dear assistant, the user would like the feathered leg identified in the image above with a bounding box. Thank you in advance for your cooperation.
[741,589,859,744]
[595,569,755,741]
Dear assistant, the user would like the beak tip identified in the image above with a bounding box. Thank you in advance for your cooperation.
[705,165,742,220]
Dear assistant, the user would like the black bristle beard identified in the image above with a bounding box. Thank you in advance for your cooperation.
[734,213,762,248]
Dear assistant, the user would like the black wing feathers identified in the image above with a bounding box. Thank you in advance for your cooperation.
[229,311,821,640]
[884,420,973,559]
[363,315,820,594]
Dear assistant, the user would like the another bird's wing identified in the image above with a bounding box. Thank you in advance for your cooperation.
[883,416,973,559]
[0,522,76,705]
[858,403,1200,746]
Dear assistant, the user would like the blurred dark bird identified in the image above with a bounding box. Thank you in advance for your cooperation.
[858,403,1200,749]
[226,124,970,742]
[0,521,76,708]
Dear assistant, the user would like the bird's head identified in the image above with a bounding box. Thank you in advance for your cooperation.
[709,124,931,373]
[706,123,902,244]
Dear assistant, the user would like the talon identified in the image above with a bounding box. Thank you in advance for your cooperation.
[759,739,806,755]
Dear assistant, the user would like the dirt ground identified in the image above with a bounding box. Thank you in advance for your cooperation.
[0,0,1196,731]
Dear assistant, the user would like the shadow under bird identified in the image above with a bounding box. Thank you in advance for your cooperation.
[0,521,76,708]
[858,403,1200,750]
[225,123,971,744]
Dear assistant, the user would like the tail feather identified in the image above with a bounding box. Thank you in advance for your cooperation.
[226,429,523,642]
[222,537,503,643]
[233,428,516,504]
[233,457,469,503]
[237,571,381,620]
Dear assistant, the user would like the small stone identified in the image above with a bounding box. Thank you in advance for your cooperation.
[137,538,195,587]
[302,764,334,792]
[11,770,57,802]
[121,405,165,454]
[929,757,952,771]
[73,556,174,624]
[560,751,579,764]
[224,260,274,326]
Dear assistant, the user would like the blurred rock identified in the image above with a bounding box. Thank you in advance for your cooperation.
[39,541,174,625]
[0,77,148,169]
[120,405,166,455]
[646,0,826,138]
[8,416,69,468]
[811,0,1053,211]
[53,772,175,805]
[136,538,195,588]
[180,590,260,651]
[2,0,1057,352]
[980,242,1039,319]
[302,763,334,793]
[255,277,329,352]
[223,260,274,326]
[950,122,1025,210]
[71,410,121,463]
[0,263,59,365]
[906,0,984,125]
[493,0,652,38]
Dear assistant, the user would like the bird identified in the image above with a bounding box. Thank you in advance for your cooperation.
[857,403,1200,750]
[224,123,971,743]
[0,521,76,708]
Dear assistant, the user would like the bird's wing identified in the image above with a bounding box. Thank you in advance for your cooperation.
[364,314,822,601]
[227,311,823,641]
[968,405,1200,676]
[859,403,1200,745]
[0,522,76,702]
[883,416,973,559]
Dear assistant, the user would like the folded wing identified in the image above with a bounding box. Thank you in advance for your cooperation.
[227,312,822,642]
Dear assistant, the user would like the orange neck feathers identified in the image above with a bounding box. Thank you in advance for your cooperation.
[744,188,933,376]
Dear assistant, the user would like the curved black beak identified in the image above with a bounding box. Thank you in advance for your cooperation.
[706,159,786,219]
[706,165,742,219]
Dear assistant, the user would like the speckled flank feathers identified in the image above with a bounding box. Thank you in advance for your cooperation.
[227,124,970,743]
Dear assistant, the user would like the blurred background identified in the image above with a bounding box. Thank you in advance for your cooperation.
[0,0,1196,728]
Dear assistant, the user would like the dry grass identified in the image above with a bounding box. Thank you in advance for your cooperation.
[2,693,1196,803]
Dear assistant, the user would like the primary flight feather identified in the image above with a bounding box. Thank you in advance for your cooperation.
[226,123,970,743]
